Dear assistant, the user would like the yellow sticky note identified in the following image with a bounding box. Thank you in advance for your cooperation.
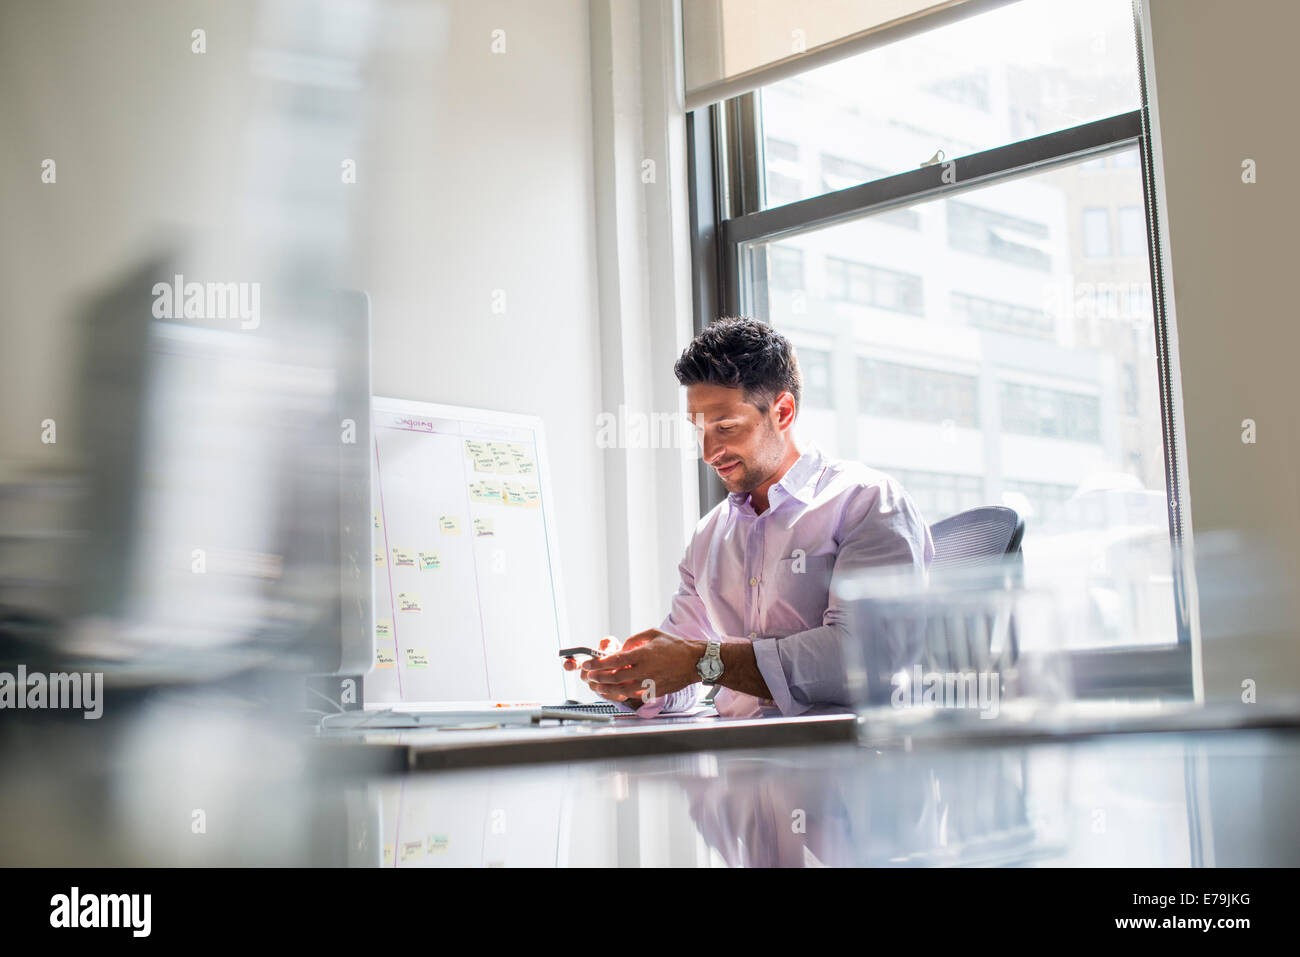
[473,518,495,538]
[375,645,395,669]
[374,549,386,566]
[427,834,450,855]
[439,515,461,534]
[521,487,540,507]
[375,619,392,639]
[400,839,424,862]
[469,480,502,503]
[419,551,440,570]
[383,844,394,867]
[373,511,382,529]
[503,481,526,506]
[398,592,422,613]
[405,647,429,669]
[464,439,487,459]
[392,547,416,568]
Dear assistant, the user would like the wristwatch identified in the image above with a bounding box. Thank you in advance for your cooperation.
[696,639,724,685]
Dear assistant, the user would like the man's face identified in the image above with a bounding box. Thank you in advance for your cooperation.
[686,383,788,494]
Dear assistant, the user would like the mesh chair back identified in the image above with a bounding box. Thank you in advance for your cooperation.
[930,505,1023,567]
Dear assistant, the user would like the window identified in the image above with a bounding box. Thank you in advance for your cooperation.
[926,70,991,112]
[766,171,802,208]
[884,467,985,523]
[800,348,832,408]
[858,358,980,428]
[757,0,1142,209]
[1118,205,1145,257]
[820,154,874,194]
[999,381,1101,443]
[826,258,924,315]
[1082,207,1112,258]
[951,291,1053,338]
[767,246,803,291]
[696,0,1187,656]
[818,155,921,228]
[765,138,799,164]
[1002,478,1075,526]
[948,201,1052,271]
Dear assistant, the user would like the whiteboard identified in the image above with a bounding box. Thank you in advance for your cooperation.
[366,397,570,706]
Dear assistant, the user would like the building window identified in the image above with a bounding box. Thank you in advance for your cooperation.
[827,258,924,314]
[799,348,832,408]
[951,291,1053,338]
[1118,205,1145,257]
[819,153,873,193]
[858,358,979,427]
[818,155,920,228]
[926,69,991,112]
[1082,207,1112,258]
[999,381,1101,443]
[765,137,800,164]
[767,246,804,290]
[766,171,802,208]
[948,201,1052,271]
[883,468,985,523]
[1002,478,1075,526]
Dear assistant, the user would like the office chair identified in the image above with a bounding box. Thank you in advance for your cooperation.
[922,505,1024,674]
[929,505,1024,568]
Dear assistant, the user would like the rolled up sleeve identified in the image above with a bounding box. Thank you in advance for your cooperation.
[752,479,933,716]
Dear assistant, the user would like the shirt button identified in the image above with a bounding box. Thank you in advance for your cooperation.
[749,577,757,586]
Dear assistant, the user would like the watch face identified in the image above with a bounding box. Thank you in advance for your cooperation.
[698,656,723,681]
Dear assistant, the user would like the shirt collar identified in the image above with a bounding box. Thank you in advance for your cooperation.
[727,444,825,513]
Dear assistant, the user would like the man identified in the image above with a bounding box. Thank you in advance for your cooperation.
[571,317,934,717]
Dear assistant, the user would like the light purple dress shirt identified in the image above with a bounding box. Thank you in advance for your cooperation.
[629,444,934,718]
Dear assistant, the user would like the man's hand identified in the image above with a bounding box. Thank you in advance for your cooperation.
[578,629,707,703]
[562,636,635,704]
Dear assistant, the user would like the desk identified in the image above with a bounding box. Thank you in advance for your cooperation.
[316,711,858,772]
[327,726,1300,867]
[3,690,1298,866]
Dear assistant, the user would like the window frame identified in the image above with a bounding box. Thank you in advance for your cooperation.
[685,1,1193,694]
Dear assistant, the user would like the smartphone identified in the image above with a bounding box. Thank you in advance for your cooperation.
[559,646,640,709]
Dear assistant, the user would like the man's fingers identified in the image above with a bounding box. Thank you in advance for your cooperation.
[583,679,628,702]
[622,628,660,651]
[592,679,645,698]
[584,661,649,686]
[587,648,642,671]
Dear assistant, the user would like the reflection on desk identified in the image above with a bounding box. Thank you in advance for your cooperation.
[330,729,1300,867]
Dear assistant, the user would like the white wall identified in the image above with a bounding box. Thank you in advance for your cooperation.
[351,0,611,646]
[0,0,612,650]
[1145,0,1300,699]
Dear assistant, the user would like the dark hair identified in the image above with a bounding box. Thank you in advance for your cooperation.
[673,316,801,415]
